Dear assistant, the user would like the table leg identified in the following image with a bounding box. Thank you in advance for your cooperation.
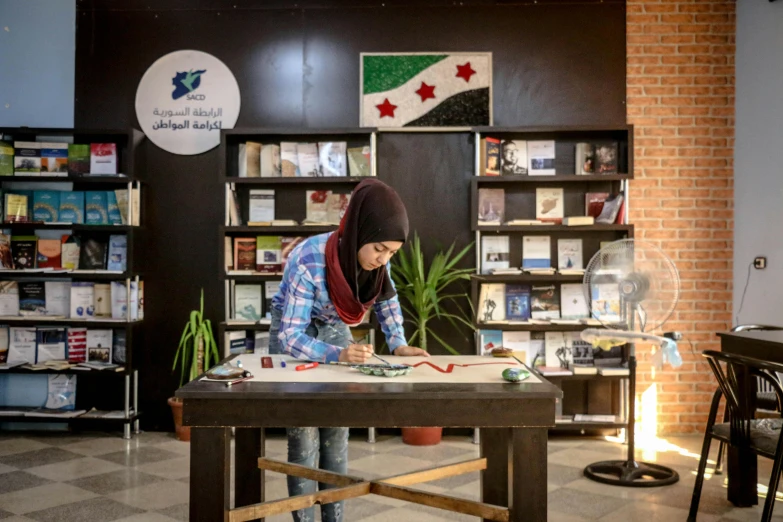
[727,365,759,507]
[511,428,547,522]
[235,428,266,521]
[480,428,510,521]
[190,427,230,522]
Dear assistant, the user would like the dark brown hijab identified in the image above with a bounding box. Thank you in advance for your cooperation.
[325,179,409,324]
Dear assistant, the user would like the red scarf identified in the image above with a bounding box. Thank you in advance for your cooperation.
[325,225,381,325]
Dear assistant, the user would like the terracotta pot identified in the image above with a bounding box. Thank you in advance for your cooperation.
[402,427,442,446]
[168,397,190,442]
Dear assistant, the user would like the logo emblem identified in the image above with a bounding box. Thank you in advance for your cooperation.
[172,69,206,100]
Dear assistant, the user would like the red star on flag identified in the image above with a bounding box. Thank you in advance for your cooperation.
[376,98,397,118]
[415,81,436,102]
[456,62,476,83]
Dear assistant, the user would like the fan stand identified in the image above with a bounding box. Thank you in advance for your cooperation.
[583,302,680,487]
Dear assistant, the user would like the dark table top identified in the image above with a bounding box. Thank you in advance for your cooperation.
[718,330,783,364]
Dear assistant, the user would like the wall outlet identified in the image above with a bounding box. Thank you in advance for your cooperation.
[754,257,767,269]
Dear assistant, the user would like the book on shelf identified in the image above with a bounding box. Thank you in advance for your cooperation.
[479,329,503,356]
[44,281,70,317]
[19,282,46,316]
[538,366,572,377]
[535,188,563,224]
[570,364,598,375]
[70,282,94,319]
[0,234,13,269]
[5,193,29,223]
[531,285,560,320]
[477,283,505,323]
[527,140,555,176]
[591,283,621,324]
[67,328,87,363]
[37,239,62,269]
[61,236,80,269]
[502,331,532,365]
[86,329,113,364]
[94,283,111,318]
[505,285,531,321]
[79,238,107,270]
[544,331,570,368]
[233,237,256,271]
[562,216,595,226]
[479,137,500,176]
[477,188,504,225]
[306,190,330,223]
[504,219,551,226]
[67,144,90,176]
[238,141,261,178]
[36,328,67,362]
[256,236,282,273]
[596,193,624,224]
[594,142,619,175]
[0,282,19,317]
[557,239,583,271]
[9,327,36,365]
[33,191,60,222]
[297,143,320,177]
[233,284,263,321]
[260,144,281,177]
[90,144,118,175]
[598,367,629,376]
[490,268,522,275]
[248,189,275,223]
[560,283,589,320]
[280,142,299,177]
[522,235,551,270]
[0,141,13,176]
[347,146,372,177]
[500,140,528,176]
[575,142,595,175]
[59,191,85,224]
[14,142,41,175]
[573,414,617,423]
[107,235,127,272]
[480,235,509,275]
[318,142,347,177]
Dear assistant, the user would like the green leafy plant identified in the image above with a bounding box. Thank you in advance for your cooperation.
[172,289,219,387]
[391,233,475,354]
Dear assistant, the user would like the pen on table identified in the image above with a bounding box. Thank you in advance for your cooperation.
[226,374,253,387]
[296,362,319,371]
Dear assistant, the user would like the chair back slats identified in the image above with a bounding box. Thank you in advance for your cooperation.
[703,351,783,447]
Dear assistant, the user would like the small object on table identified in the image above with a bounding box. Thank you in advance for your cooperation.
[354,364,413,378]
[491,347,514,358]
[261,357,273,368]
[281,361,286,368]
[226,374,254,387]
[502,367,531,383]
[236,360,243,368]
[296,362,319,371]
[205,364,246,380]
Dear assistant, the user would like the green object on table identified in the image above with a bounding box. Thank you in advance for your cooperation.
[502,367,531,383]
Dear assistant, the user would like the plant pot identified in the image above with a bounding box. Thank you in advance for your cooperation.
[168,397,190,442]
[402,427,442,446]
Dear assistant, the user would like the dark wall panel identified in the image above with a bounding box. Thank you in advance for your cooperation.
[75,1,626,430]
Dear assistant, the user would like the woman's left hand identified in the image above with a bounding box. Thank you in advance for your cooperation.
[393,346,430,357]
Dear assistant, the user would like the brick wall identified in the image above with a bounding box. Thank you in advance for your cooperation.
[626,0,735,434]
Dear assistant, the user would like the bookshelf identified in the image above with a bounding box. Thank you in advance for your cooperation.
[218,127,378,358]
[470,125,633,435]
[0,127,146,439]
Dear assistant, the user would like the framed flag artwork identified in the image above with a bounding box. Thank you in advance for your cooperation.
[360,52,492,128]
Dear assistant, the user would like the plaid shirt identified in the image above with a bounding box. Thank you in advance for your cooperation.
[271,233,408,362]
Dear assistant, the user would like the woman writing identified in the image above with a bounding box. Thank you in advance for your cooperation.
[268,178,427,522]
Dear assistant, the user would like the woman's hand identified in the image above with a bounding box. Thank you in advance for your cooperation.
[393,346,430,357]
[339,344,374,363]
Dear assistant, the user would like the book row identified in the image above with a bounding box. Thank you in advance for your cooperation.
[230,281,280,322]
[237,141,372,178]
[478,138,620,176]
[1,141,119,176]
[477,189,625,226]
[225,325,373,357]
[479,329,627,376]
[477,282,620,324]
[0,233,126,272]
[3,188,139,226]
[0,326,125,369]
[482,235,586,274]
[0,280,142,320]
[227,236,302,274]
[227,188,349,227]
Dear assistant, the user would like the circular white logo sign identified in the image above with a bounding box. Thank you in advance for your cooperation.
[135,50,240,155]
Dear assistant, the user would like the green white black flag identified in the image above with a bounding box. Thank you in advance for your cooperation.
[361,53,492,128]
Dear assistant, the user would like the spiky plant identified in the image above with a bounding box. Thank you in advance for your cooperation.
[172,289,219,387]
[391,233,475,354]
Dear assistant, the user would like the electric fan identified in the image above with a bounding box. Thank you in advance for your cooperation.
[580,239,683,487]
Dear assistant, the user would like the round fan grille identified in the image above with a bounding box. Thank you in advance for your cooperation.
[583,239,679,332]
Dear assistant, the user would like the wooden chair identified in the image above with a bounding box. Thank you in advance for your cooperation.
[689,350,783,522]
[714,325,783,475]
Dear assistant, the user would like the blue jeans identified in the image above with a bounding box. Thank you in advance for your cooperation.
[269,307,351,522]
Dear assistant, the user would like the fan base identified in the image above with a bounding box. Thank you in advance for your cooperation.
[584,460,679,488]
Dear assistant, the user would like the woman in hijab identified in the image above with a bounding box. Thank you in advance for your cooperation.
[268,178,427,522]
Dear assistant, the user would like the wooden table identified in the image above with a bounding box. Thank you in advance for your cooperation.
[717,330,783,507]
[176,356,561,522]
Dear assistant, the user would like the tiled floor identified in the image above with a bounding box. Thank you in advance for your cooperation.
[0,429,779,521]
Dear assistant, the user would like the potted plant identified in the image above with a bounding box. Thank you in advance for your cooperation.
[391,233,475,445]
[169,289,220,441]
